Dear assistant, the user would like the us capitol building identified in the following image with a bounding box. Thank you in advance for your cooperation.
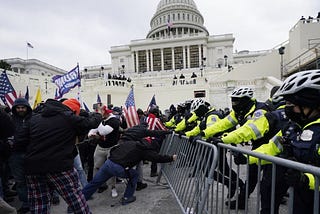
[2,0,320,110]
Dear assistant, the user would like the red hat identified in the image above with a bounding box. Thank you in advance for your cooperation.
[62,99,81,115]
[101,105,113,116]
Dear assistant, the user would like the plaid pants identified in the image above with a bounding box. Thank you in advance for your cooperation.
[26,168,91,214]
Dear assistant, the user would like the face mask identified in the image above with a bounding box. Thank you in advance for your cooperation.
[284,105,305,126]
[232,98,252,114]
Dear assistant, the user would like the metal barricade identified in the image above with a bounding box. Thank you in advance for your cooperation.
[158,134,219,214]
[158,134,320,214]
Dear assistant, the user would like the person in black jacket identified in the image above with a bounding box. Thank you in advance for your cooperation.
[81,122,176,205]
[22,98,102,214]
[7,98,32,213]
[0,105,17,214]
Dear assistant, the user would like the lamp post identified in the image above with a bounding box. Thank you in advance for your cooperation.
[121,65,125,75]
[224,55,228,67]
[278,46,285,80]
[200,57,206,77]
[44,79,48,94]
[100,66,104,77]
[84,68,88,79]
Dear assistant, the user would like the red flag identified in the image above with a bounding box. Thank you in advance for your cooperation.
[123,87,139,128]
[0,71,17,108]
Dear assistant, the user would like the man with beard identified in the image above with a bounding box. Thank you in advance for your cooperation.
[8,98,32,213]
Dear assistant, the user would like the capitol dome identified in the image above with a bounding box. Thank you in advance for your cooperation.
[147,0,209,38]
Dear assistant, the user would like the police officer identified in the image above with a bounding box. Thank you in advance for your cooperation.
[221,93,288,210]
[201,86,270,209]
[246,69,320,213]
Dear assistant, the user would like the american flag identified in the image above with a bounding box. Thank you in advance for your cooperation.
[27,42,34,48]
[0,71,17,108]
[146,94,157,112]
[123,87,140,128]
[167,18,173,31]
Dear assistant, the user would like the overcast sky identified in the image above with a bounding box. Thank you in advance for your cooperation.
[0,0,319,71]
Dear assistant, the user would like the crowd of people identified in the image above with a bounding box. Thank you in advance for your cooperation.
[1,69,320,214]
[0,98,175,214]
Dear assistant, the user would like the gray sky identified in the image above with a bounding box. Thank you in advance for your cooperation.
[0,0,319,70]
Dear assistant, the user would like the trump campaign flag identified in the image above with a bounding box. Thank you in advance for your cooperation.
[52,65,81,98]
[123,87,140,128]
[0,71,17,108]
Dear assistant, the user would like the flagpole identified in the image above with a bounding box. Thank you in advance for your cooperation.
[26,42,28,60]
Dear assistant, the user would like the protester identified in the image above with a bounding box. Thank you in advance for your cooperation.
[145,105,168,177]
[8,98,32,213]
[88,105,120,197]
[0,105,16,214]
[82,123,176,205]
[22,98,102,214]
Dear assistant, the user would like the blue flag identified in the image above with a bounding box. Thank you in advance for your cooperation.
[97,93,102,103]
[83,102,90,112]
[52,65,81,98]
[24,86,29,101]
[147,95,157,112]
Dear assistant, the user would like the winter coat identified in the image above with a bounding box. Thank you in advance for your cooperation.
[22,99,102,174]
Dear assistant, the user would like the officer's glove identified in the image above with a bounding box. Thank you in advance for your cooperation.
[188,135,202,145]
[284,168,309,189]
[176,131,185,139]
[233,152,247,165]
[207,137,223,145]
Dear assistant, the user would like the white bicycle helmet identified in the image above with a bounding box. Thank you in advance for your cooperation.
[190,98,205,112]
[230,87,254,98]
[275,69,320,97]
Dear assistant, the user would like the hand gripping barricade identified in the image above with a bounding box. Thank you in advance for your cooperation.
[157,133,320,214]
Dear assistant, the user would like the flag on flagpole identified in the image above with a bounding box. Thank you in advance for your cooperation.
[27,42,34,48]
[33,87,42,109]
[54,88,61,100]
[18,90,22,98]
[52,65,81,98]
[97,93,102,103]
[123,87,140,128]
[146,94,157,112]
[83,102,90,112]
[0,71,17,108]
[25,86,29,101]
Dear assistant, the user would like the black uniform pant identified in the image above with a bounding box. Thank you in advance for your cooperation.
[260,164,288,214]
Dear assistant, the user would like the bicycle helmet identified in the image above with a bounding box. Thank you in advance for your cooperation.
[275,70,320,108]
[275,70,320,96]
[190,98,205,112]
[230,87,254,98]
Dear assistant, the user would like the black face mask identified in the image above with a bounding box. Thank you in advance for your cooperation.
[284,105,305,126]
[232,97,252,114]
